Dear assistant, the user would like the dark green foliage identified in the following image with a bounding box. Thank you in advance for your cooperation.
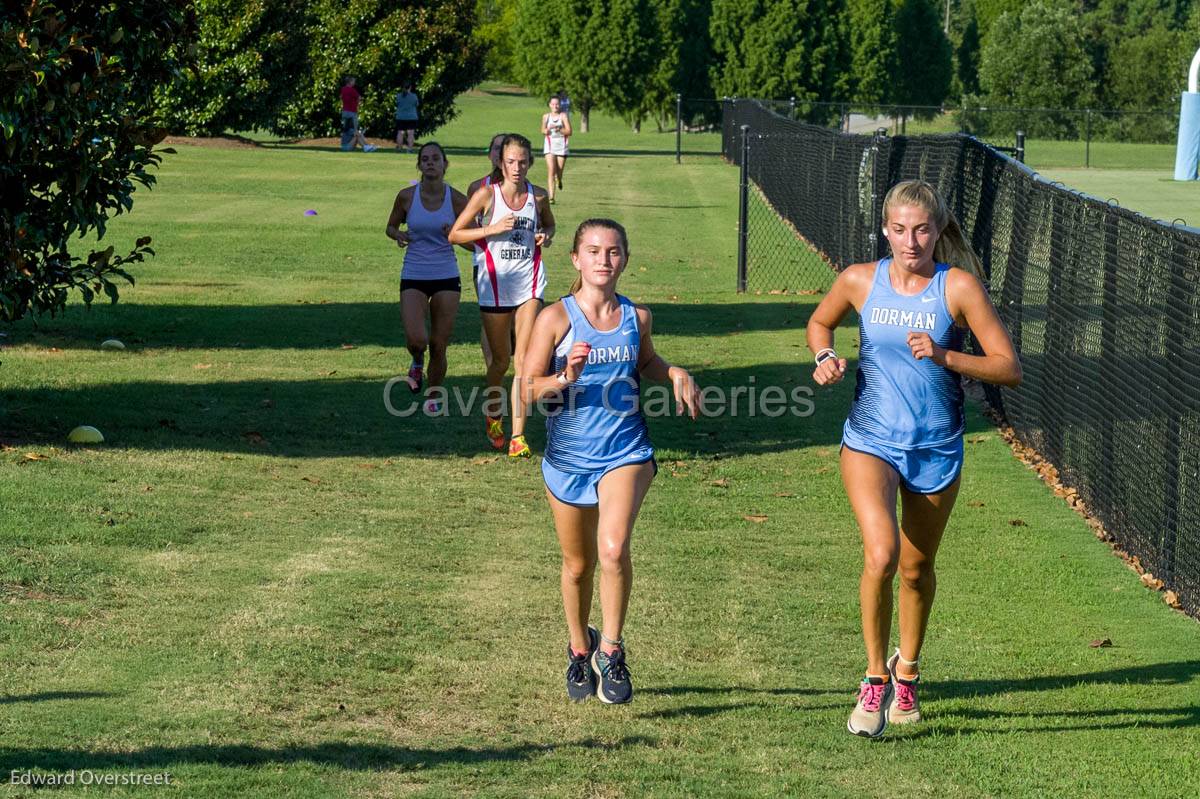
[710,0,850,102]
[972,0,1023,43]
[475,0,520,81]
[847,0,898,104]
[512,0,566,101]
[972,0,1095,138]
[1105,22,1194,140]
[160,0,482,138]
[640,0,715,129]
[0,1,193,322]
[892,0,953,108]
[514,0,659,132]
[155,0,308,136]
[1083,0,1194,111]
[952,2,981,99]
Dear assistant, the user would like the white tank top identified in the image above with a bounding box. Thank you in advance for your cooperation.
[546,113,567,142]
[477,181,544,307]
[484,181,539,275]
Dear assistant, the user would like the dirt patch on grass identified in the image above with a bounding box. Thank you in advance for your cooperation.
[162,134,263,149]
[288,136,397,149]
[2,582,66,602]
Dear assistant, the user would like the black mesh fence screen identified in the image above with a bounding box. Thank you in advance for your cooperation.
[723,99,1200,619]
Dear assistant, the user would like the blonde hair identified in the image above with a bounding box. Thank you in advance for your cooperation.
[881,180,983,279]
[568,219,629,294]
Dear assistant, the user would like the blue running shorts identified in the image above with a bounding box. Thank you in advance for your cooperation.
[542,451,657,507]
[841,422,963,495]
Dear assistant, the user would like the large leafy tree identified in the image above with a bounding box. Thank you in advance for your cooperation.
[156,0,308,136]
[514,0,658,132]
[847,0,898,104]
[892,0,953,108]
[952,3,981,99]
[974,0,1095,138]
[474,0,520,81]
[638,0,715,130]
[1084,0,1193,109]
[277,0,482,138]
[1,1,194,322]
[160,0,482,138]
[710,0,849,103]
[972,0,1023,43]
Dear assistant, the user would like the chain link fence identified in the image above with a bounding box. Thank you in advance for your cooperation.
[722,98,1200,620]
[716,98,1178,168]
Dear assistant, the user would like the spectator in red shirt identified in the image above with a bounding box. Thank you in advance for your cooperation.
[340,76,376,152]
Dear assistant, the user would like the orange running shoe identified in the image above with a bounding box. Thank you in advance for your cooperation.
[508,434,531,459]
[486,416,505,450]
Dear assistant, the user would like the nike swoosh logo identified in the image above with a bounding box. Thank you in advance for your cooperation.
[921,296,936,303]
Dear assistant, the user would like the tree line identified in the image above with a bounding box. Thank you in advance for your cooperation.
[483,0,1200,139]
[4,1,1197,322]
[148,0,1200,140]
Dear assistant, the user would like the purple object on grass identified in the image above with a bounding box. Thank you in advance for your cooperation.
[304,209,318,216]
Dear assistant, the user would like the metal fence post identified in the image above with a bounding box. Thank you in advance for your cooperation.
[1085,109,1092,168]
[675,93,682,164]
[1015,130,1025,163]
[737,124,750,293]
[868,127,888,259]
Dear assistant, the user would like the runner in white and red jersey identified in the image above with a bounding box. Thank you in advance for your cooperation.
[449,134,556,458]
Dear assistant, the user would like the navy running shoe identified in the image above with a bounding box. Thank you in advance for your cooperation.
[592,641,633,704]
[566,626,599,702]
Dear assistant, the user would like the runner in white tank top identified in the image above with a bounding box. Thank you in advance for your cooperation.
[478,180,545,308]
[449,134,556,458]
[541,97,572,203]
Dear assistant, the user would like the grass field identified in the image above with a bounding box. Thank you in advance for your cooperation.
[2,86,1199,798]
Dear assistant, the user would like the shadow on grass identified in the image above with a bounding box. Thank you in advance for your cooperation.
[589,201,724,209]
[0,359,998,458]
[0,691,113,705]
[639,662,1200,730]
[637,702,850,721]
[8,301,820,351]
[926,659,1200,701]
[639,685,840,698]
[0,735,657,773]
[905,704,1200,736]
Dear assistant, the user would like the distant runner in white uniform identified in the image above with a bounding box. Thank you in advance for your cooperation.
[449,134,556,458]
[541,96,572,204]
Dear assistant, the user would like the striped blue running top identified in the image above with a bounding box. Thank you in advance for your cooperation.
[545,294,653,473]
[847,257,965,448]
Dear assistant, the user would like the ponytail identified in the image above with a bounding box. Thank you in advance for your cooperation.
[932,216,983,280]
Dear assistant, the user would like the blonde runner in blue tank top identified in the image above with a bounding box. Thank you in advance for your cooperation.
[847,257,965,448]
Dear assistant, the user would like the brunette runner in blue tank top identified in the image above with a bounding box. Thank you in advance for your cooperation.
[523,219,700,706]
[544,294,653,476]
[807,180,1021,739]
